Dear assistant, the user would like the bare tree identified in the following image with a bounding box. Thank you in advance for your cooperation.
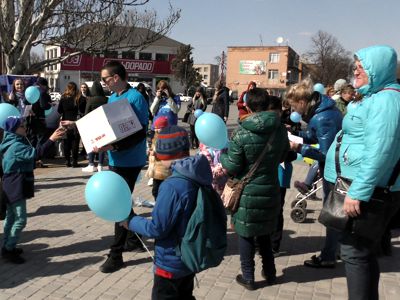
[0,0,181,74]
[304,31,352,85]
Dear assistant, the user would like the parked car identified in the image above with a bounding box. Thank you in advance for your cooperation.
[177,93,192,102]
[49,92,61,102]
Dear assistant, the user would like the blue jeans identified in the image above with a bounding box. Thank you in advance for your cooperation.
[238,235,275,281]
[304,161,319,186]
[3,199,27,250]
[88,152,105,165]
[341,234,380,300]
[320,180,341,261]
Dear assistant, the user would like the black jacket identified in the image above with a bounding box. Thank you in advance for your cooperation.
[211,88,229,120]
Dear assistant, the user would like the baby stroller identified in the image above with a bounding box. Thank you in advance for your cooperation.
[290,177,323,223]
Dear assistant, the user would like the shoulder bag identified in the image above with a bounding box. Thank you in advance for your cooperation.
[221,131,276,214]
[319,132,400,241]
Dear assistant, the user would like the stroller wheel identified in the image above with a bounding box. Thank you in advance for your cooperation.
[291,199,307,209]
[291,207,307,223]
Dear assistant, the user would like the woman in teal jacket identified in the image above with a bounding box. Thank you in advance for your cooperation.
[220,88,289,290]
[324,45,400,300]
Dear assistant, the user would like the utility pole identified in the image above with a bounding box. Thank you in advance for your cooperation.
[220,51,226,85]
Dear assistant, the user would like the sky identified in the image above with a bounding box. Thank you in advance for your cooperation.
[145,0,400,64]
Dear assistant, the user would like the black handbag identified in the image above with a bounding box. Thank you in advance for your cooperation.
[318,133,350,231]
[182,111,190,123]
[319,132,400,241]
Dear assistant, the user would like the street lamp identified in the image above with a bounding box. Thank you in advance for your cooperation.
[182,58,187,94]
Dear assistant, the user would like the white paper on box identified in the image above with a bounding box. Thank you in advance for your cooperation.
[288,132,303,144]
[76,99,143,152]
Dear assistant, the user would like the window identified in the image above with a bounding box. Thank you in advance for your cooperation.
[104,51,118,58]
[156,53,169,61]
[139,52,152,60]
[268,69,279,80]
[269,53,280,63]
[122,51,135,59]
[204,67,208,72]
[203,74,208,79]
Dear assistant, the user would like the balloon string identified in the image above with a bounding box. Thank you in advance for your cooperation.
[134,232,154,261]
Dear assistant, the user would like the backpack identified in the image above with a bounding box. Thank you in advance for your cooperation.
[173,174,227,273]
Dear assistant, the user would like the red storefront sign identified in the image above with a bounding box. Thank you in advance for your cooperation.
[60,48,173,74]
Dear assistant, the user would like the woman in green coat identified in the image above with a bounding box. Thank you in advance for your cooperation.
[220,88,289,290]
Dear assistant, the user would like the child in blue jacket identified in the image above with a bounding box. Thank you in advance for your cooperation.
[122,125,213,300]
[0,116,64,264]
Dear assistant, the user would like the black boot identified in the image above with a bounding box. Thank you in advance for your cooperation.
[1,247,25,264]
[235,274,255,290]
[99,255,124,273]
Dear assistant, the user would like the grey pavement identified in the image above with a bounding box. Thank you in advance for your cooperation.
[1,103,400,300]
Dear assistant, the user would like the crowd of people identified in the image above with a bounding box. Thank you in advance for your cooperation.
[1,45,400,300]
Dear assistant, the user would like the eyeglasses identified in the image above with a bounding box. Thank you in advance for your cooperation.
[101,75,113,82]
[352,64,365,72]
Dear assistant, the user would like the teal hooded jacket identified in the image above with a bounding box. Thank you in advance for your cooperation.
[324,45,400,201]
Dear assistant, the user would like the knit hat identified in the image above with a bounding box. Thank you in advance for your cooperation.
[3,116,23,133]
[156,125,190,161]
[334,79,347,92]
[153,116,169,130]
[36,77,48,87]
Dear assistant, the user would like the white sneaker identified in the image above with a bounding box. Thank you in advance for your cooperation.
[82,165,96,173]
[97,165,104,172]
[147,178,153,186]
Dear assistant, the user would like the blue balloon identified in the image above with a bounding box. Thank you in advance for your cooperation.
[194,109,203,118]
[313,83,325,94]
[0,103,21,128]
[85,171,132,222]
[45,107,53,116]
[290,111,302,123]
[243,93,247,103]
[25,86,40,104]
[195,112,228,150]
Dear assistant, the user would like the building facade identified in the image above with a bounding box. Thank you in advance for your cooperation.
[193,63,219,87]
[43,34,185,93]
[226,46,302,96]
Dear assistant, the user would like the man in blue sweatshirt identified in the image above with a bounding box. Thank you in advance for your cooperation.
[97,61,149,273]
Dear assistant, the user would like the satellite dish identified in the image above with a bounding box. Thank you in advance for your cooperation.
[276,37,284,44]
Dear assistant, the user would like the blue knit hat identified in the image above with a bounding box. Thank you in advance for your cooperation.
[156,125,190,161]
[3,116,23,133]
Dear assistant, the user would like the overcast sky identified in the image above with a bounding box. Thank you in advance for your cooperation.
[147,0,400,64]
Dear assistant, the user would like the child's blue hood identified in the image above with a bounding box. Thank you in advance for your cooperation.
[355,45,398,95]
[171,154,213,186]
[0,132,26,155]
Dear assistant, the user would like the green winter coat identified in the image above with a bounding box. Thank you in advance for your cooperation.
[220,111,289,237]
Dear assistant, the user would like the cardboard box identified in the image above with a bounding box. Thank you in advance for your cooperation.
[76,99,143,152]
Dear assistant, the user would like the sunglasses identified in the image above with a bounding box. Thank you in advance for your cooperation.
[101,75,113,82]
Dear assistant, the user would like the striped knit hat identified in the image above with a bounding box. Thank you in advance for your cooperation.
[155,125,190,161]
